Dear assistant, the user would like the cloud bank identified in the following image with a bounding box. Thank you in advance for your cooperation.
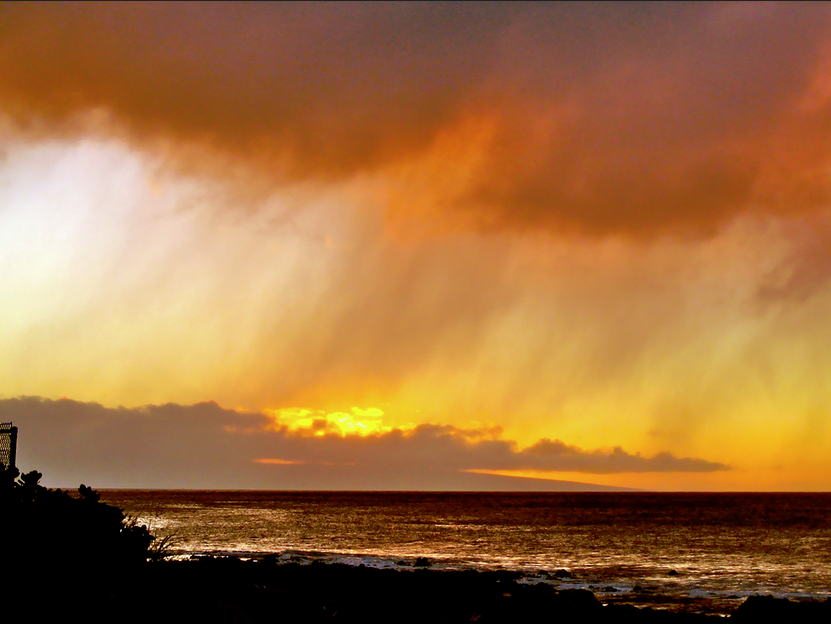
[1,397,728,489]
[2,3,831,236]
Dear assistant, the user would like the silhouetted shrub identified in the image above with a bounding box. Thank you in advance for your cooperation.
[0,463,154,570]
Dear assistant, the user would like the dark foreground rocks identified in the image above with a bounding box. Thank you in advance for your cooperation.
[731,594,831,622]
[14,559,830,623]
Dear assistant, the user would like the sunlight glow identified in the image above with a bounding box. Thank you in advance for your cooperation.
[265,406,395,437]
[252,458,305,465]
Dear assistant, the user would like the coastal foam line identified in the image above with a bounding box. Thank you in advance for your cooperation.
[173,549,829,617]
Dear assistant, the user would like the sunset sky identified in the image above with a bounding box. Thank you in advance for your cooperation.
[2,2,831,490]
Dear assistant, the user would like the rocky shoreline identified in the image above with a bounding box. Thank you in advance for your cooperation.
[24,558,831,623]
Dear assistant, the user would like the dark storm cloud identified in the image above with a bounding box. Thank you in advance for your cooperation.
[2,3,831,236]
[0,397,728,489]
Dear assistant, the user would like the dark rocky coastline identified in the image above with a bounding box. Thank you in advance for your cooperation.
[19,558,831,623]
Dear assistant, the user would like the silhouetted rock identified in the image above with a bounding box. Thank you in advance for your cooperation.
[732,594,831,622]
[414,556,431,567]
[553,588,604,613]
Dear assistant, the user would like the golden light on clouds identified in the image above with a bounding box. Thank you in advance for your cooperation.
[265,407,397,438]
[253,458,305,466]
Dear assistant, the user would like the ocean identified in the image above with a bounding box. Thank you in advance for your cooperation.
[100,491,831,616]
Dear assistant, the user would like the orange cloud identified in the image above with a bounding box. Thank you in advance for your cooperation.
[2,3,831,236]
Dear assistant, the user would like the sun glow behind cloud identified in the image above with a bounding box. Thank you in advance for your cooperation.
[265,406,397,437]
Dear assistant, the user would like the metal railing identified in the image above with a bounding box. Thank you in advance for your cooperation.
[0,422,18,470]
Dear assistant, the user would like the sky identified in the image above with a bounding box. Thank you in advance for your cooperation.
[2,2,831,490]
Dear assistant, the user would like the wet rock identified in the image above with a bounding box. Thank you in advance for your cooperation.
[553,569,573,579]
[667,570,680,576]
[523,583,557,599]
[603,586,618,592]
[552,588,604,613]
[632,585,644,592]
[413,557,431,568]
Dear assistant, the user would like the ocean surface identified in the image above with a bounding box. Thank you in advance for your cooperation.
[101,491,831,616]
